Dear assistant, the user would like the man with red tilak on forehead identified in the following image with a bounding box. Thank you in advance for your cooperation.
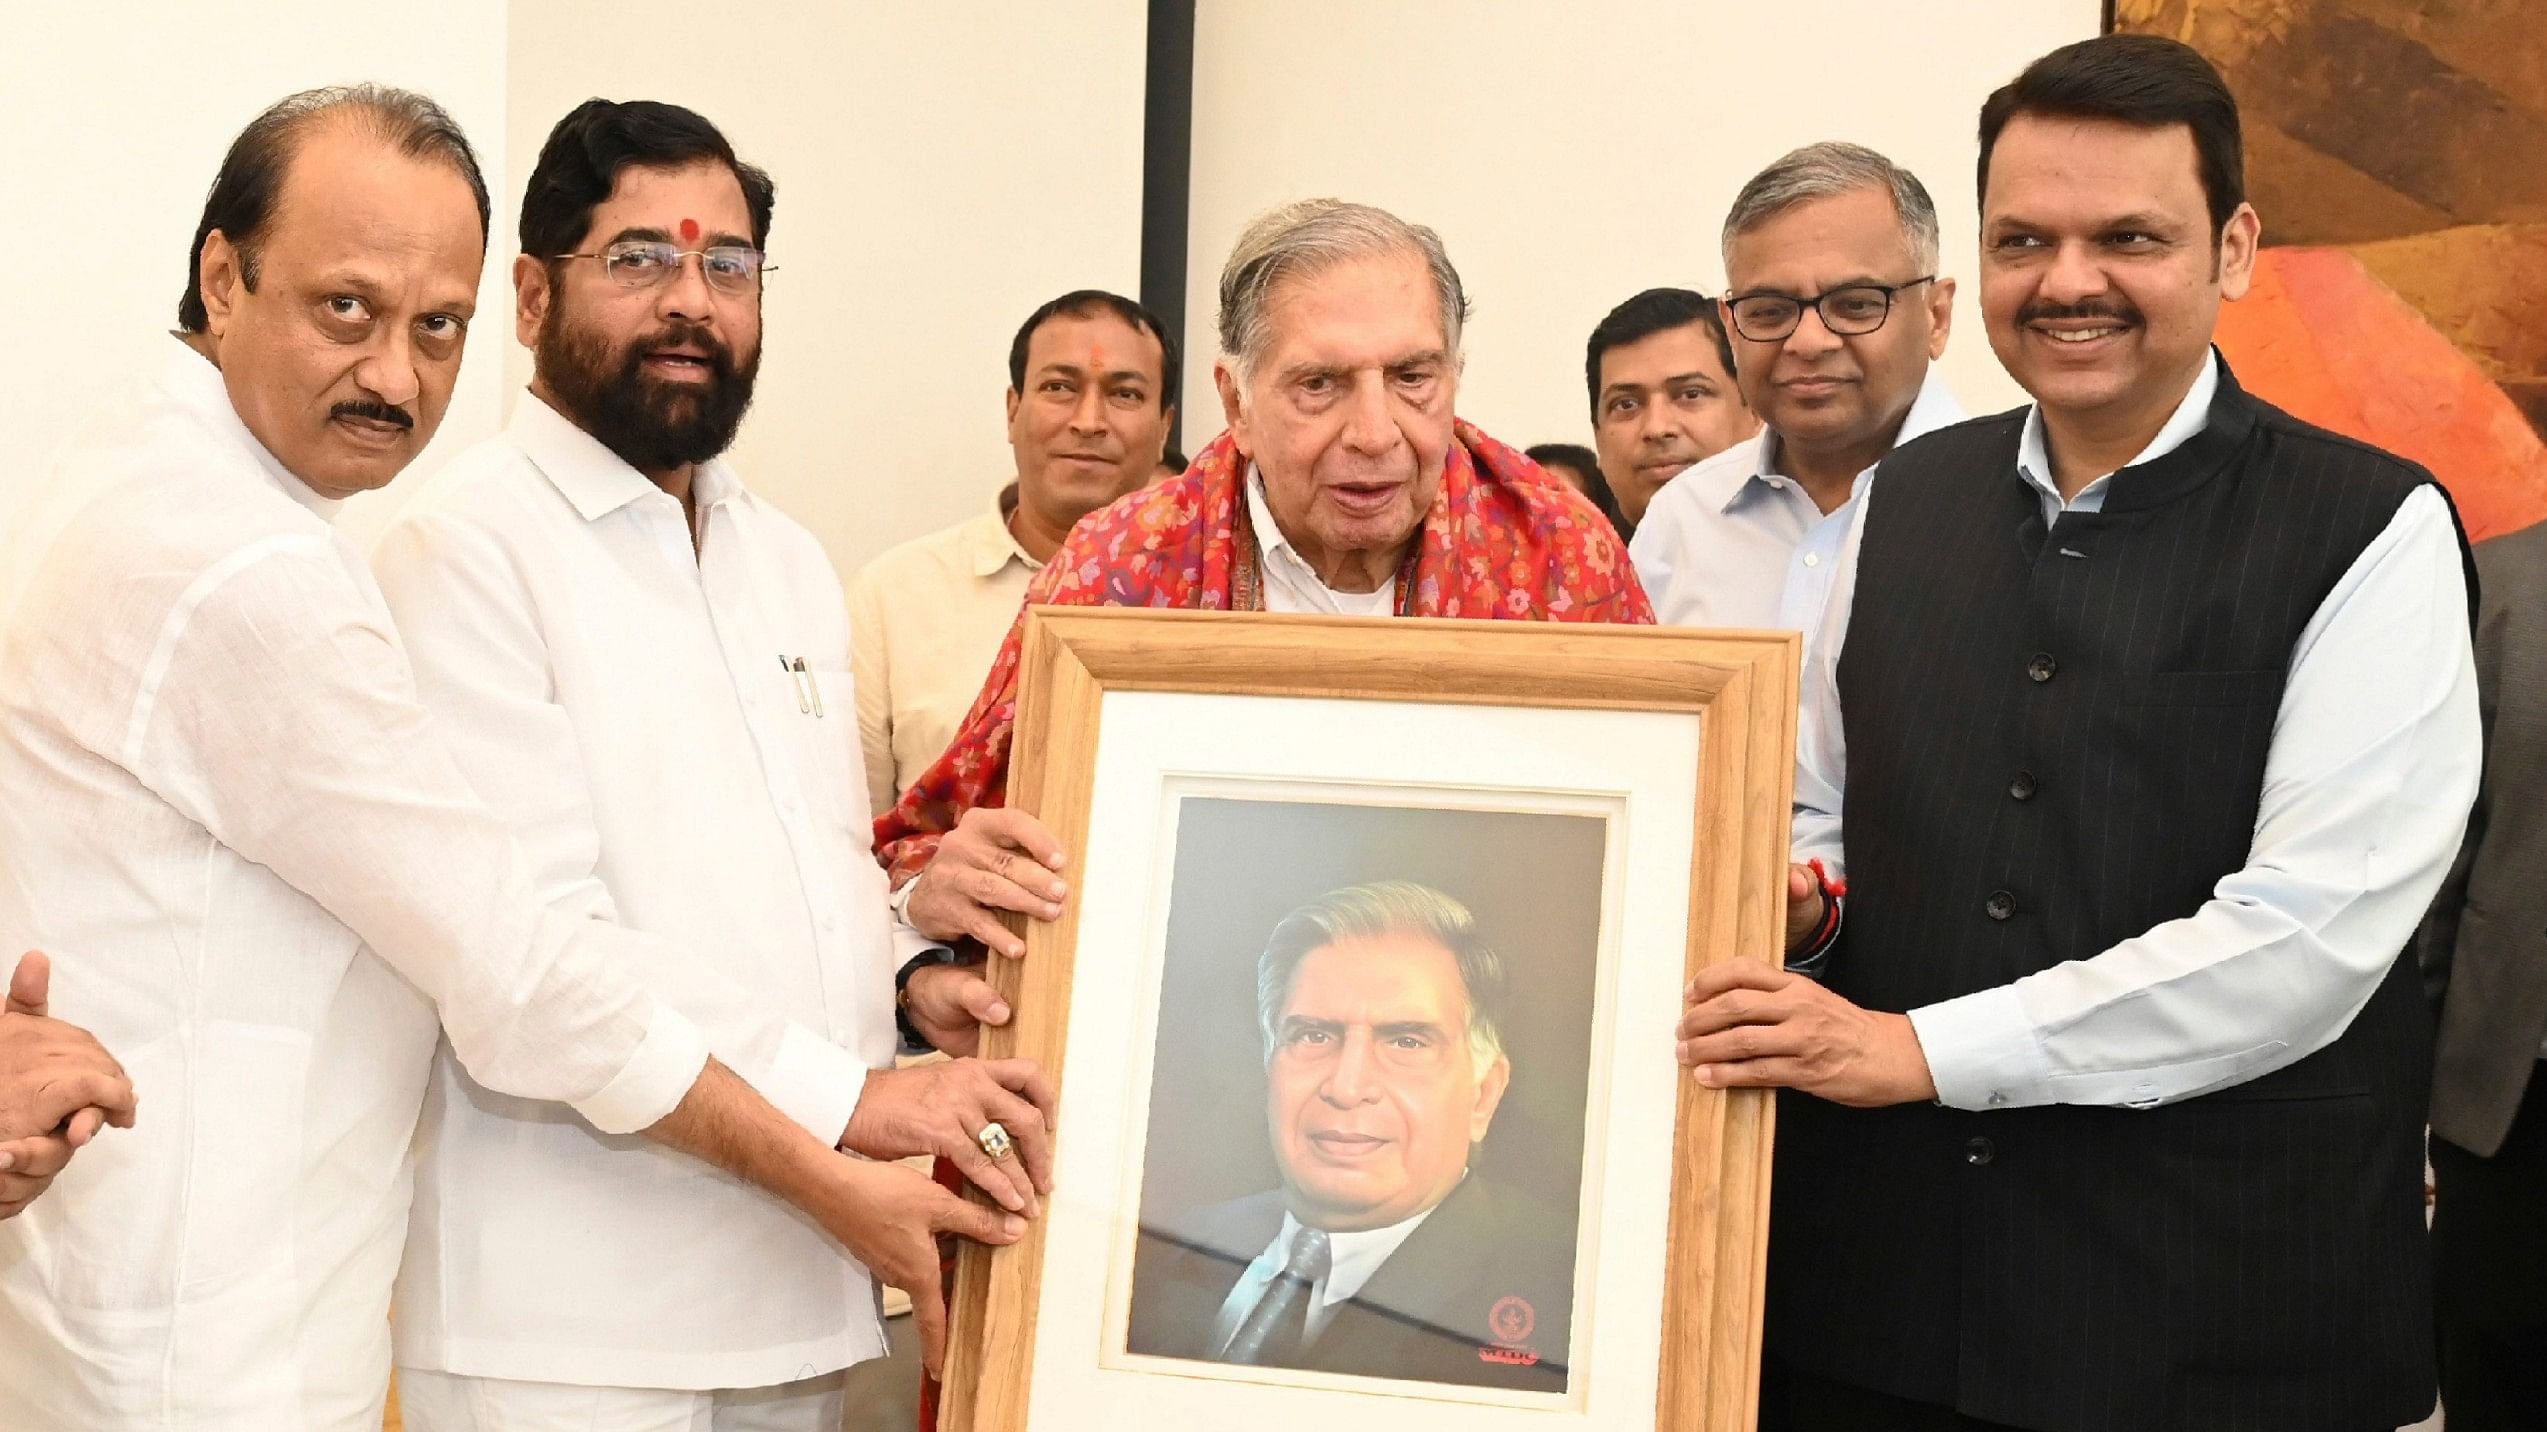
[872,199,1650,1422]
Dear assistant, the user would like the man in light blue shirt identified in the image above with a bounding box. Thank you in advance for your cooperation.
[1632,142,1962,632]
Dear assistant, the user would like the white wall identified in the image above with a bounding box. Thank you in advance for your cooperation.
[5,1,2101,573]
[0,0,512,539]
[1183,0,2105,453]
[503,3,1149,580]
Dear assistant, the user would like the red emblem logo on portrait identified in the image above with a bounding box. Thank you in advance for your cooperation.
[1479,1294,1541,1366]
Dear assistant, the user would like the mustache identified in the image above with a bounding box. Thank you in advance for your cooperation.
[330,400,413,429]
[2017,298,2141,327]
[635,319,735,376]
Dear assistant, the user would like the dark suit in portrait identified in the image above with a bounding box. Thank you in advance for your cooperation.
[2416,518,2547,1432]
[1125,1176,1573,1394]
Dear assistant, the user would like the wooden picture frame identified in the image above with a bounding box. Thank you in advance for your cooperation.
[941,608,1797,1431]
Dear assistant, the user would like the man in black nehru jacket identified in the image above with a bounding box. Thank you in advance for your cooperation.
[1674,34,2480,1432]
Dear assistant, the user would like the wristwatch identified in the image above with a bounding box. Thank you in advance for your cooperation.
[893,944,980,1054]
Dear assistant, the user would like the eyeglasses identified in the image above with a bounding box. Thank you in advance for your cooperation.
[552,239,773,295]
[1724,276,1937,342]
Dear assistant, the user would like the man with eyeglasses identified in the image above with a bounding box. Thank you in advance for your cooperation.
[369,100,1058,1432]
[1631,142,1962,632]
[1678,36,2477,1432]
[0,86,1034,1432]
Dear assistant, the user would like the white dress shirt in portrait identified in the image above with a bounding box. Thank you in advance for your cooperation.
[1792,354,2482,1112]
[1210,1202,1442,1350]
[1632,373,1965,632]
[847,488,1039,817]
[372,393,926,1391]
[0,338,714,1431]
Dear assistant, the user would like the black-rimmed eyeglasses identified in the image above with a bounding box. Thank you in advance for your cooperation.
[1724,276,1937,342]
[552,239,773,295]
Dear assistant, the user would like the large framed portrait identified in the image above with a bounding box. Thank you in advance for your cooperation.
[942,610,1796,1431]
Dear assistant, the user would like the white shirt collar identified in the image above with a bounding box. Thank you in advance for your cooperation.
[963,484,1040,578]
[1245,465,1395,615]
[1246,466,1309,570]
[1277,1200,1443,1309]
[508,388,745,523]
[2017,351,2220,510]
[154,333,343,521]
[1734,368,1968,512]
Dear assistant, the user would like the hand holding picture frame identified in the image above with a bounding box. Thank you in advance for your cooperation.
[940,609,1796,1431]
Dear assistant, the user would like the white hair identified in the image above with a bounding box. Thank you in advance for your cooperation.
[1217,199,1470,387]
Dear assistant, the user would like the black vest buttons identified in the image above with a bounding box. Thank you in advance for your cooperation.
[1984,890,2017,920]
[2026,653,2058,682]
[1965,1137,1996,1165]
[2009,771,2037,800]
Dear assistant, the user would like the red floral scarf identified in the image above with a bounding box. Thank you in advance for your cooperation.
[873,417,1652,884]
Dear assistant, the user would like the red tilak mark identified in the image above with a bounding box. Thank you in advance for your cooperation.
[678,218,699,243]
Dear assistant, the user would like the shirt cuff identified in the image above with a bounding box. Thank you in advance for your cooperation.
[1908,985,2054,1111]
[888,907,946,968]
[763,1023,873,1149]
[571,1004,714,1135]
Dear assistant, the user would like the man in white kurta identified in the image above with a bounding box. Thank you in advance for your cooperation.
[374,392,913,1417]
[0,330,729,1431]
[372,97,1055,1429]
[0,89,1031,1431]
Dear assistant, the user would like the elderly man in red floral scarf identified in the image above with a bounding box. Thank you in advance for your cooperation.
[879,196,1649,1017]
[874,194,1649,1424]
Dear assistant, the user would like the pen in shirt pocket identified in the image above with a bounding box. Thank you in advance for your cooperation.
[778,654,823,717]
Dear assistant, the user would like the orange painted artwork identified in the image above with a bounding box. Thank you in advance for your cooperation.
[2118,0,2547,540]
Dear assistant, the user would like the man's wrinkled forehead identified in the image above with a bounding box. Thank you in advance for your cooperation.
[1726,187,1921,293]
[1281,937,1472,1019]
[1260,251,1449,355]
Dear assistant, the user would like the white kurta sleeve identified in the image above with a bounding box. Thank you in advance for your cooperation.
[117,533,709,1134]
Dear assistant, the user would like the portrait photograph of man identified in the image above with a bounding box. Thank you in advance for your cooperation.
[1121,797,1605,1399]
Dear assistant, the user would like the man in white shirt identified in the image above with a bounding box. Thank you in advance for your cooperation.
[0,953,136,1221]
[371,96,1052,1432]
[1675,38,2476,1432]
[1127,882,1569,1393]
[1582,287,1757,533]
[847,289,1176,815]
[0,86,1039,1431]
[1632,143,1962,632]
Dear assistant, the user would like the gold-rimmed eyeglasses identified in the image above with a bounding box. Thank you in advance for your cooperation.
[552,239,773,295]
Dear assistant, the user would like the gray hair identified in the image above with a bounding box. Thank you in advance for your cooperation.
[1719,141,1940,278]
[1216,199,1470,385]
[1256,880,1507,1079]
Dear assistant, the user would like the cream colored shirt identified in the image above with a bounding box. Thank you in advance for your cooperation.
[846,489,1038,816]
[373,395,917,1390]
[0,338,711,1431]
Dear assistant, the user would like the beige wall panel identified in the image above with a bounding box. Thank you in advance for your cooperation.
[504,2,1150,581]
[0,0,511,535]
[1184,0,2105,455]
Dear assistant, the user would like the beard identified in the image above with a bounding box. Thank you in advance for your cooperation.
[537,305,761,473]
